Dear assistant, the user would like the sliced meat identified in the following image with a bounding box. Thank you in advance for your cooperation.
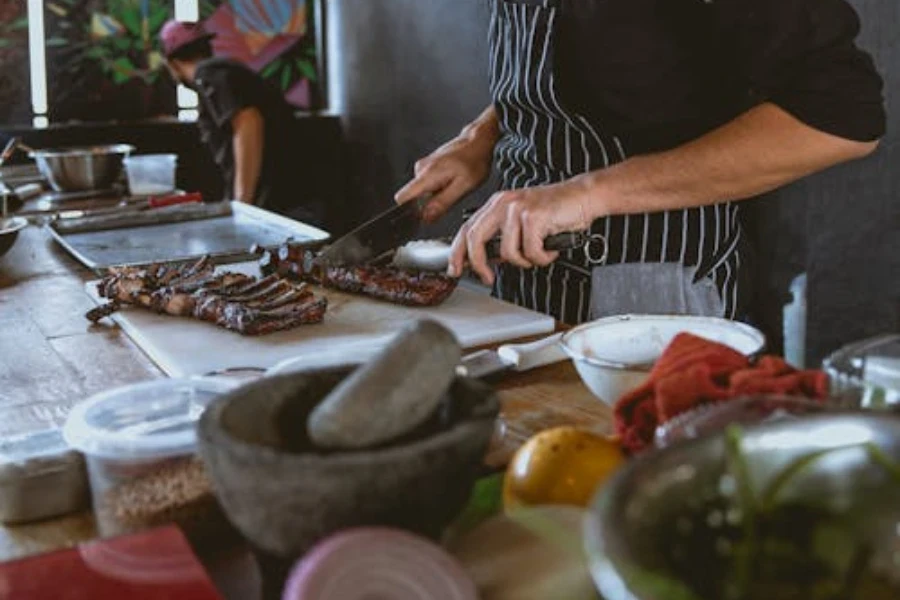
[259,244,458,307]
[86,256,326,335]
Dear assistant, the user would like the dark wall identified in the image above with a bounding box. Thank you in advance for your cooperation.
[327,0,494,237]
[330,0,898,366]
[746,0,899,365]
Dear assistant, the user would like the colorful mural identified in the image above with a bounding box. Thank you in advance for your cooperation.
[0,0,32,125]
[202,0,320,109]
[1,0,320,124]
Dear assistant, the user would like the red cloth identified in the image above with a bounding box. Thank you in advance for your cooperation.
[614,333,830,454]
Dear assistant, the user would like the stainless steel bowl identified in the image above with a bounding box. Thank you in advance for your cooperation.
[30,144,134,192]
[586,413,900,599]
[0,216,28,258]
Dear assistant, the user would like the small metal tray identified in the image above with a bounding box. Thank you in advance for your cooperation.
[49,201,330,272]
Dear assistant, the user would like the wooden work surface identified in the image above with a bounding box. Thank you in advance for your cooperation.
[0,224,612,567]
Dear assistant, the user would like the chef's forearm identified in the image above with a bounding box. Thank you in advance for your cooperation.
[581,102,879,219]
[232,107,265,204]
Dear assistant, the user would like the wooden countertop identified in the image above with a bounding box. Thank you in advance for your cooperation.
[0,224,612,565]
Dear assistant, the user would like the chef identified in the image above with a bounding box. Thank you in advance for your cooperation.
[396,0,885,324]
[159,20,326,227]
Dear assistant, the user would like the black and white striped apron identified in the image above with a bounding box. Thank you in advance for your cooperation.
[489,0,744,324]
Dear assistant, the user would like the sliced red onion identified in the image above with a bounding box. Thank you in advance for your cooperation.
[282,528,478,600]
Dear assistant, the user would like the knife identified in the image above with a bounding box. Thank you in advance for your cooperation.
[313,196,428,268]
[485,231,587,260]
[456,333,568,379]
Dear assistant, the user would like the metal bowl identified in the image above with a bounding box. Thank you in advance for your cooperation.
[30,144,134,192]
[0,216,28,258]
[587,413,900,599]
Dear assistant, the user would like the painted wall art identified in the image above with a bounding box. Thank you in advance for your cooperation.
[202,0,321,110]
[0,0,321,125]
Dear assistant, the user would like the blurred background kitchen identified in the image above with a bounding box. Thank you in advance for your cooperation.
[0,0,896,364]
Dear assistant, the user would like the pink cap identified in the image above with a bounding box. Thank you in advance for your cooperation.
[159,20,215,58]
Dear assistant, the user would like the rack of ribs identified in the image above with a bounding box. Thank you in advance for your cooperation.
[86,256,327,335]
[254,243,459,307]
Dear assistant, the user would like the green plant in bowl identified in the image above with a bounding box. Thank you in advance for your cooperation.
[587,415,900,600]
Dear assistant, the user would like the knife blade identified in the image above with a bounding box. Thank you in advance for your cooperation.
[313,197,428,268]
[456,333,567,379]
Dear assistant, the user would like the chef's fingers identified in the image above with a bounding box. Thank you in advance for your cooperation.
[521,211,559,267]
[421,178,468,223]
[465,206,503,285]
[447,223,470,278]
[500,204,532,269]
[394,163,451,205]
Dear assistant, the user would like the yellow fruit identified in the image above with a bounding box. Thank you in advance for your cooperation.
[503,427,625,510]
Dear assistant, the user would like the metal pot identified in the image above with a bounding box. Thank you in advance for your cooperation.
[30,144,135,192]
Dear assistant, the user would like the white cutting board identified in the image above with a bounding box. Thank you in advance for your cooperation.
[85,263,554,377]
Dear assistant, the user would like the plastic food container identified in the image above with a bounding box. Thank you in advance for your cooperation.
[654,395,832,448]
[63,378,236,541]
[0,428,89,524]
[122,154,177,196]
[824,334,900,409]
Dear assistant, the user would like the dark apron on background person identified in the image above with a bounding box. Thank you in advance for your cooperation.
[488,0,746,324]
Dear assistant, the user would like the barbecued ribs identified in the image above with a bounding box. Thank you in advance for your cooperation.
[255,243,458,307]
[87,257,327,335]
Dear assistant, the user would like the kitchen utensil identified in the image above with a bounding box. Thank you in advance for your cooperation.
[85,260,555,378]
[457,332,567,379]
[62,378,237,539]
[197,366,499,559]
[560,315,766,405]
[123,154,178,196]
[308,320,462,450]
[55,202,329,270]
[30,144,135,192]
[824,333,900,408]
[52,199,226,235]
[54,192,203,221]
[0,216,28,258]
[585,413,900,600]
[484,231,588,260]
[0,138,19,169]
[313,197,427,268]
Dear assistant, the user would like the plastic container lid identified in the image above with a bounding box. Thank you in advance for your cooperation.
[63,378,237,460]
[824,334,900,407]
[655,395,831,448]
[0,429,71,468]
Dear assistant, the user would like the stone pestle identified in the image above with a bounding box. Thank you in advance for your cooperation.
[307,320,463,450]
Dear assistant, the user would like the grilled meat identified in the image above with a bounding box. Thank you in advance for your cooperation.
[87,256,327,335]
[256,244,458,307]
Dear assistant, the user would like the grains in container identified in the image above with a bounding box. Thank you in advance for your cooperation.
[63,378,239,547]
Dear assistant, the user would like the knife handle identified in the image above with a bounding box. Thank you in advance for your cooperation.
[497,332,567,372]
[485,231,586,260]
[148,191,203,208]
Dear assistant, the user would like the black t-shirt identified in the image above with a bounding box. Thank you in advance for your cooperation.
[555,0,886,155]
[194,58,324,225]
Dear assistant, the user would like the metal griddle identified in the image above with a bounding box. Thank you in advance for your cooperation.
[49,201,330,271]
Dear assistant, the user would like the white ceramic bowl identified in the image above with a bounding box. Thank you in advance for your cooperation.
[560,315,766,406]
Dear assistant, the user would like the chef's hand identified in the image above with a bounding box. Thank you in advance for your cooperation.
[395,108,499,223]
[448,177,594,284]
